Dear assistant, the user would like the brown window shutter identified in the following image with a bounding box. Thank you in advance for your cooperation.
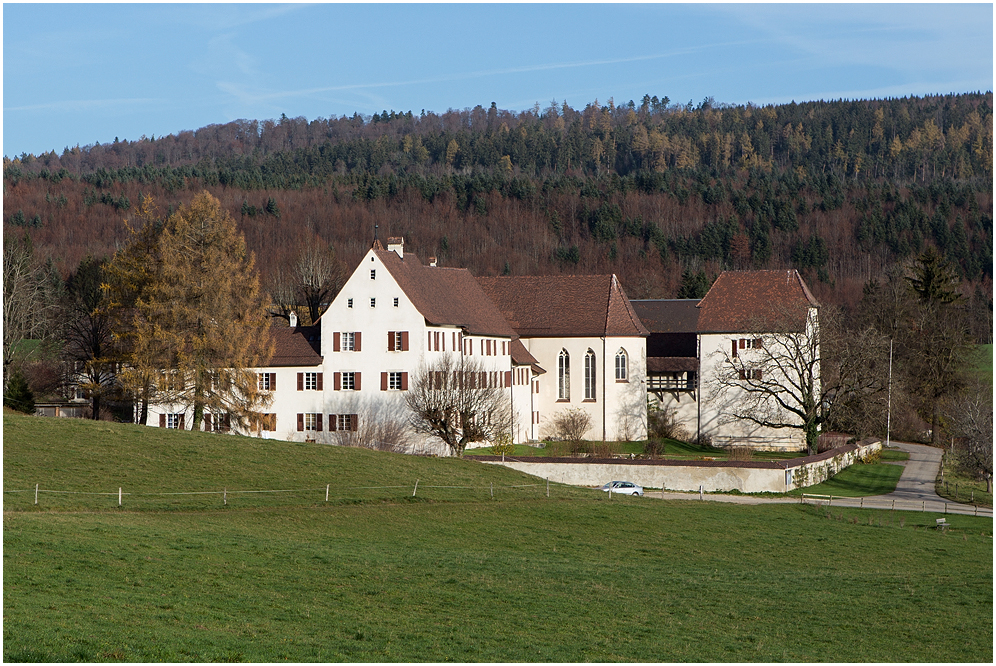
[270,373,276,390]
[381,372,388,391]
[297,413,304,431]
[351,414,359,432]
[224,414,231,431]
[738,369,746,380]
[755,369,763,380]
[205,414,212,430]
[354,372,361,391]
[732,340,738,358]
[179,415,185,430]
[316,414,323,432]
[333,332,341,352]
[297,372,303,391]
[354,332,361,351]
[334,372,341,391]
[160,413,166,428]
[739,339,746,349]
[388,331,395,351]
[428,331,432,349]
[329,414,337,431]
[505,371,512,387]
[401,372,408,390]
[401,331,409,351]
[316,373,323,390]
[755,338,763,348]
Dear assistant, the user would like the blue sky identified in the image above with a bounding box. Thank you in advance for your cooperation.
[3,2,993,158]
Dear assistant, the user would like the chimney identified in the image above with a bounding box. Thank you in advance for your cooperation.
[387,237,404,258]
[429,256,437,267]
[289,311,298,328]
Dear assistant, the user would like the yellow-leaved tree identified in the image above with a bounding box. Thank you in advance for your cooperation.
[106,191,273,430]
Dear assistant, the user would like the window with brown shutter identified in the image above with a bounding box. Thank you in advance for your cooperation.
[159,413,166,427]
[334,372,341,390]
[333,331,340,352]
[316,373,323,390]
[401,372,408,390]
[732,340,738,358]
[329,414,337,431]
[297,373,304,391]
[381,372,388,391]
[354,332,361,351]
[354,372,361,390]
[388,331,396,350]
[297,413,304,431]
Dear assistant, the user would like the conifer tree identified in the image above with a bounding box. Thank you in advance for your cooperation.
[108,192,274,430]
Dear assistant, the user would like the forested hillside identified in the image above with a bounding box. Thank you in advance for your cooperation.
[4,93,992,326]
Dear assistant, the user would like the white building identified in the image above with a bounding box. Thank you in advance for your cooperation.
[635,270,820,452]
[477,275,649,442]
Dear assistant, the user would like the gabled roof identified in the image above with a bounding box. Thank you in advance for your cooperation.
[267,324,322,367]
[510,337,545,374]
[375,249,515,338]
[631,299,700,334]
[696,270,818,333]
[477,275,649,338]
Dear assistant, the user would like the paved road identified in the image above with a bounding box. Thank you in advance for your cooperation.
[657,441,992,517]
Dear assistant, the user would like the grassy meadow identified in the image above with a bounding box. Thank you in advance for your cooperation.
[4,413,993,662]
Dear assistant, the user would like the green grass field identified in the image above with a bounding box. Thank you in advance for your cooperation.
[4,413,992,662]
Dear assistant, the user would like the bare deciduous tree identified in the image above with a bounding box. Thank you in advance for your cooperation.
[405,355,513,457]
[945,376,993,493]
[709,305,888,455]
[3,234,57,387]
[551,407,593,455]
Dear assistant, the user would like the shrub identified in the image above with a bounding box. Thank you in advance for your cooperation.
[552,407,592,453]
[728,446,755,462]
[858,450,882,464]
[644,438,666,458]
[593,441,618,458]
[490,434,515,457]
[647,403,687,442]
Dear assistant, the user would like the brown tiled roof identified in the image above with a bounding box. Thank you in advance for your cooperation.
[697,270,818,333]
[647,357,699,373]
[631,299,700,333]
[376,250,515,338]
[266,324,322,367]
[510,338,545,374]
[476,275,649,338]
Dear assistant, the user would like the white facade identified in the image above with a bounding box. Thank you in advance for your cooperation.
[523,336,647,442]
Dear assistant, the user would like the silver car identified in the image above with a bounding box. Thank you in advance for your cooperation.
[601,481,644,496]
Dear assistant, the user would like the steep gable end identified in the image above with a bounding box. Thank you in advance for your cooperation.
[697,270,818,333]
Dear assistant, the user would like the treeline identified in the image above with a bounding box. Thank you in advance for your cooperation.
[3,93,992,336]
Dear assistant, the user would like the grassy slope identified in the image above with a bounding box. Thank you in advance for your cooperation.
[4,414,992,662]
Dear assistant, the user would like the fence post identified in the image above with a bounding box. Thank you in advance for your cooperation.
[118,487,122,507]
[922,501,925,512]
[490,482,493,499]
[326,484,329,502]
[699,485,703,501]
[546,477,549,498]
[224,488,227,505]
[413,479,419,497]
[860,497,863,509]
[34,483,38,505]
[944,503,947,515]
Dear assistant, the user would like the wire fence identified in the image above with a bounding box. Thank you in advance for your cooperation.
[800,493,991,517]
[3,478,563,510]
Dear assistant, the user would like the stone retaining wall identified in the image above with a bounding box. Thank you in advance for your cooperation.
[475,439,881,493]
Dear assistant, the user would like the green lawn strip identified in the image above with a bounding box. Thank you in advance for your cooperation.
[3,413,591,511]
[468,438,804,461]
[936,451,993,508]
[881,449,910,462]
[4,502,991,662]
[787,460,906,497]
